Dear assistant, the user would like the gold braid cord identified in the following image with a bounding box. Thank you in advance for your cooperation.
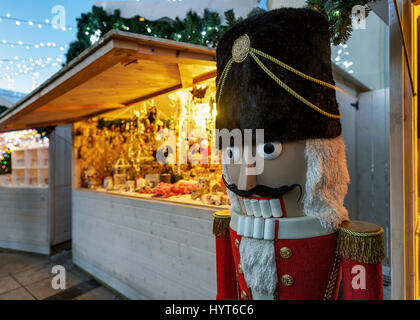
[337,221,385,264]
[216,34,348,120]
[216,58,234,109]
[323,251,342,300]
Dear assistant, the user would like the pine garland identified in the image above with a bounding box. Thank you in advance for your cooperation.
[305,0,377,45]
[66,6,264,64]
[66,3,373,65]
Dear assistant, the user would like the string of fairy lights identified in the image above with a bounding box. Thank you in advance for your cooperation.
[0,54,66,89]
[0,13,76,31]
[334,43,354,75]
[0,12,74,91]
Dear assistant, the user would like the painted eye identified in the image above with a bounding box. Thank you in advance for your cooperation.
[224,146,241,163]
[257,142,282,160]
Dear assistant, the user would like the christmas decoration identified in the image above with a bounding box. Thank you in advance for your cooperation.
[73,81,227,207]
[305,0,377,46]
[213,8,384,300]
[65,6,262,63]
[0,128,51,175]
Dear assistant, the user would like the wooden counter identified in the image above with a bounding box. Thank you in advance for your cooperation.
[72,188,221,299]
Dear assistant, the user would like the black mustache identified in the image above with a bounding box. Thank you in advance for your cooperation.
[222,175,302,199]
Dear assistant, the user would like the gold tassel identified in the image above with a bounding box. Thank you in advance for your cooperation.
[213,210,231,237]
[337,221,385,264]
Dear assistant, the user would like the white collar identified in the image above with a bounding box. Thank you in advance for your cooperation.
[230,210,334,240]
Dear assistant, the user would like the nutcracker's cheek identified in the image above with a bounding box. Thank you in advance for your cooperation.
[257,141,306,188]
[223,163,241,186]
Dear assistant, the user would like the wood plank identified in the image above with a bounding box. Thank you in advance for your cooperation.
[389,0,416,300]
[72,189,218,299]
[122,84,182,106]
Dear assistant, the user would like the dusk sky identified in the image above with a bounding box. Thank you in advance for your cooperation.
[0,0,97,93]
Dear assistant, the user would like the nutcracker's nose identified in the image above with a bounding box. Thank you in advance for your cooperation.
[237,162,257,191]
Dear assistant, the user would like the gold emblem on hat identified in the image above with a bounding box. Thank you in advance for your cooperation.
[232,34,250,63]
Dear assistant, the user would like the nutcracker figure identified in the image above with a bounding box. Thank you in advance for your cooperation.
[213,8,385,300]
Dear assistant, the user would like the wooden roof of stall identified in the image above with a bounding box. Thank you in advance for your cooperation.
[0,30,216,131]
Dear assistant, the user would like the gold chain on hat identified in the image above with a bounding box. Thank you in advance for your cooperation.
[216,34,349,120]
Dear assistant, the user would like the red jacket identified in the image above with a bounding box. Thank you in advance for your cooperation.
[213,211,385,300]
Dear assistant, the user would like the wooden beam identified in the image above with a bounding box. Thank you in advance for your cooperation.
[122,84,183,106]
[389,0,417,300]
[0,108,122,132]
[193,70,217,85]
[178,64,194,88]
[36,104,124,112]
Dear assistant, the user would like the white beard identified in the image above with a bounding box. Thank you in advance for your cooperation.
[239,237,278,295]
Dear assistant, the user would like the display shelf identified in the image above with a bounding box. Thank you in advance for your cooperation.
[11,147,49,187]
[39,168,49,186]
[38,148,49,168]
[12,168,25,186]
[11,150,25,169]
[25,149,38,168]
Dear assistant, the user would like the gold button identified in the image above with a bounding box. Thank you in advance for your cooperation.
[280,247,292,259]
[238,264,243,274]
[234,238,240,248]
[232,34,250,63]
[281,274,294,287]
[240,290,248,300]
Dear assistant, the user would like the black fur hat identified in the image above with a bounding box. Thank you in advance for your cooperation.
[215,8,341,145]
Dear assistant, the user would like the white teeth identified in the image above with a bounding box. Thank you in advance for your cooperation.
[242,198,283,218]
[253,217,264,239]
[250,199,262,217]
[259,200,272,218]
[269,199,282,218]
[237,215,245,236]
[243,198,254,216]
[264,219,276,240]
[244,216,254,237]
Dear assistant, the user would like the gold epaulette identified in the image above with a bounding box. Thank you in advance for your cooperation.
[212,210,231,237]
[337,220,385,264]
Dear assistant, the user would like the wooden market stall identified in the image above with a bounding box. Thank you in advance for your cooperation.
[0,30,223,299]
[0,125,72,255]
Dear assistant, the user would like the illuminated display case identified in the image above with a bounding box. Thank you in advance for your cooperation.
[73,81,230,209]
